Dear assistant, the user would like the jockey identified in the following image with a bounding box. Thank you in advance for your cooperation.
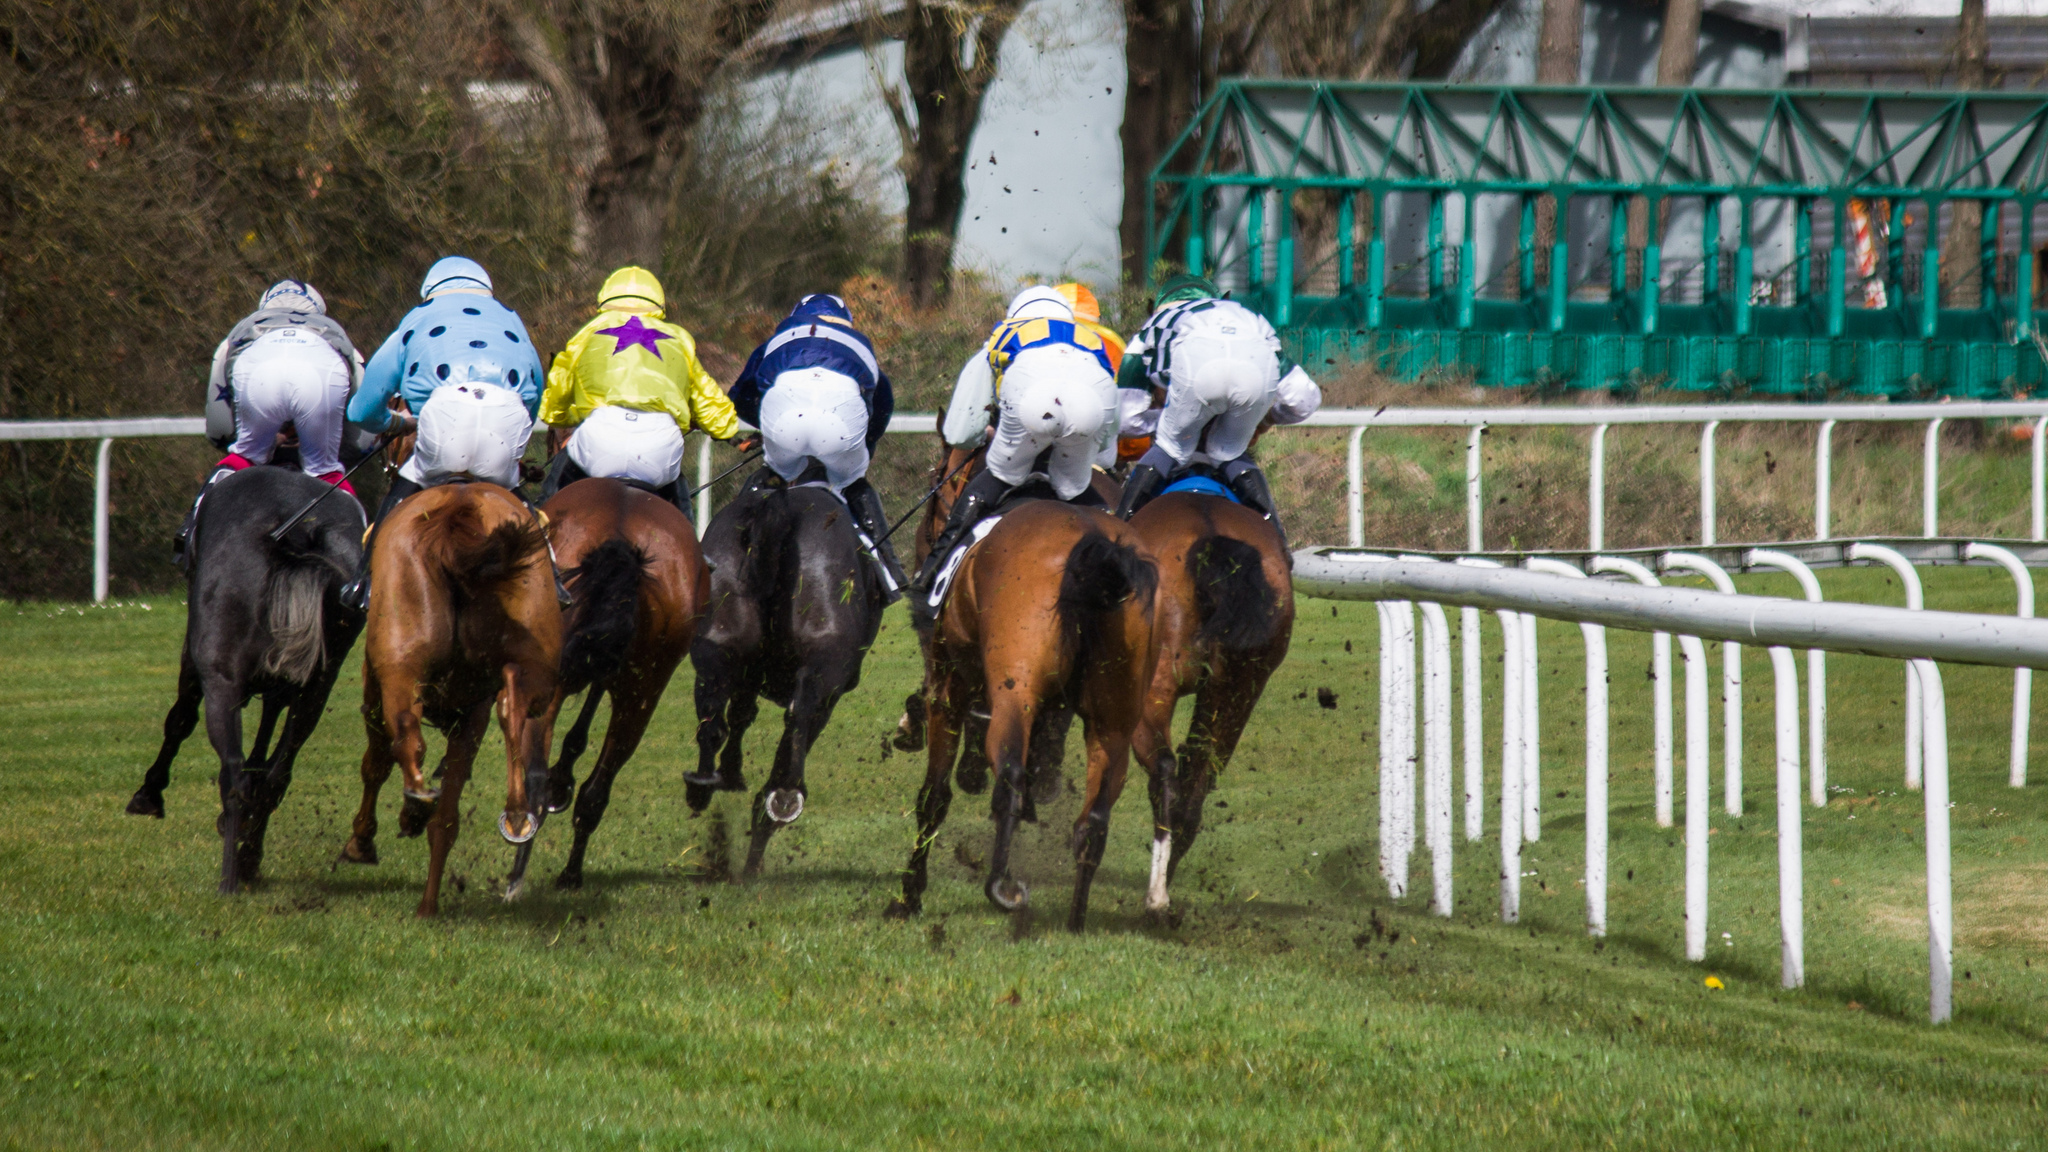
[728,292,907,599]
[339,256,547,610]
[909,285,1119,604]
[175,279,362,569]
[1054,281,1126,368]
[538,266,740,515]
[1111,274,1323,548]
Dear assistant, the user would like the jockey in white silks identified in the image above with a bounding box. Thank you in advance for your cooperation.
[1111,274,1322,549]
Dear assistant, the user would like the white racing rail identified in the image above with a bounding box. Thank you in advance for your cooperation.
[1295,547,2048,1023]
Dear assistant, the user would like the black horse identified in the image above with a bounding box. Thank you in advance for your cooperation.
[686,470,888,876]
[127,467,366,893]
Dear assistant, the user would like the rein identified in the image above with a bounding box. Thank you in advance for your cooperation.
[878,449,976,546]
[266,432,395,542]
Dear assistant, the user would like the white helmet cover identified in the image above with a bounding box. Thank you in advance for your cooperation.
[1006,285,1073,322]
[259,279,325,315]
[420,256,493,299]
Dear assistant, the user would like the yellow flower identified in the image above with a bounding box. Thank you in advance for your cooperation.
[1704,975,1725,990]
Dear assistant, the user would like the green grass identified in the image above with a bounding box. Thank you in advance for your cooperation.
[3,568,2047,1149]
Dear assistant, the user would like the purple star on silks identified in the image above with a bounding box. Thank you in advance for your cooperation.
[598,315,671,359]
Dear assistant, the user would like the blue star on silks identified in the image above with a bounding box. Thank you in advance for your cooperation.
[599,315,671,359]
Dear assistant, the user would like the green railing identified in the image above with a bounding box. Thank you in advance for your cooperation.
[1145,81,2048,397]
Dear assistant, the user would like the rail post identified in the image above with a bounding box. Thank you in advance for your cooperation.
[1771,644,1805,988]
[1520,610,1540,842]
[1528,558,1607,936]
[1465,425,1484,552]
[1700,421,1719,546]
[1347,424,1367,547]
[1592,555,1675,826]
[1415,594,1455,916]
[1589,423,1608,551]
[1963,542,2034,787]
[695,434,713,536]
[1456,558,1495,843]
[1924,418,1943,538]
[1850,542,1926,789]
[1377,598,1417,898]
[1663,553,1743,816]
[92,437,112,604]
[1744,550,1828,806]
[2034,415,2046,541]
[1815,419,1836,540]
[1680,632,1711,963]
[1918,659,1953,1023]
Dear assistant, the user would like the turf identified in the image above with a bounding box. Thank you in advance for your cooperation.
[3,567,2046,1149]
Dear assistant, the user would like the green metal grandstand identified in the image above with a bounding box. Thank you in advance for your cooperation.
[1144,81,2048,397]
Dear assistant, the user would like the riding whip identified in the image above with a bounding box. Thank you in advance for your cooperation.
[686,448,764,501]
[267,429,399,542]
[877,450,976,545]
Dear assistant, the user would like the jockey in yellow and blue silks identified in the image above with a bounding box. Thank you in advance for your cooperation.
[727,292,906,598]
[913,285,1119,608]
[538,266,740,516]
[340,256,548,611]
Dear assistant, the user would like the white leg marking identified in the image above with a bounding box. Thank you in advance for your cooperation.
[1146,835,1172,911]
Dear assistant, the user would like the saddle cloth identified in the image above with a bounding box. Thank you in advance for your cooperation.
[783,475,902,597]
[927,515,1003,610]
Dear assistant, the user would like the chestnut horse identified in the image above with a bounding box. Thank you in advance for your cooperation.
[339,483,561,916]
[889,499,1159,930]
[1126,490,1293,913]
[505,477,706,894]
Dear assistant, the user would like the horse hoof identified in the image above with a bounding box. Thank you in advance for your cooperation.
[955,760,988,795]
[682,771,723,788]
[503,877,525,903]
[554,870,584,891]
[339,837,378,866]
[883,898,918,920]
[543,776,575,814]
[499,810,539,845]
[1028,769,1063,806]
[985,876,1029,912]
[892,708,926,753]
[397,795,435,838]
[684,783,713,813]
[403,785,441,803]
[125,790,165,818]
[765,789,804,825]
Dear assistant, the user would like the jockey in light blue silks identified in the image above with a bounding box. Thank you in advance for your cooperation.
[727,292,906,598]
[339,256,548,610]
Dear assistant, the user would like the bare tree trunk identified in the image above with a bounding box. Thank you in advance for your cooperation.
[1656,0,1702,85]
[500,0,775,275]
[882,0,1024,307]
[1118,0,1200,284]
[1942,0,1990,307]
[1535,0,1582,84]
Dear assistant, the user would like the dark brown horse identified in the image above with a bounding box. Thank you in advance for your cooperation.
[503,477,705,894]
[889,499,1159,930]
[339,482,561,917]
[1126,491,1293,913]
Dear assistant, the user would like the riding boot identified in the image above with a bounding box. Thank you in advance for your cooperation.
[538,450,577,502]
[908,468,1012,607]
[172,466,237,572]
[1224,462,1288,554]
[1114,461,1169,521]
[842,477,906,603]
[652,478,693,522]
[339,476,422,612]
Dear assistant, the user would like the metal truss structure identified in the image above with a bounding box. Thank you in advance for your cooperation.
[1145,81,2048,396]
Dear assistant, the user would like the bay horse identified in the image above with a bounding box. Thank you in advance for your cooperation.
[504,477,705,894]
[892,442,1121,794]
[126,467,365,893]
[338,482,561,917]
[686,468,889,877]
[888,499,1159,930]
[1125,489,1293,913]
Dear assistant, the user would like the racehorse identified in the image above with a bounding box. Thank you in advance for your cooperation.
[338,482,561,916]
[126,467,365,894]
[888,499,1159,931]
[685,468,889,877]
[892,442,1121,794]
[1125,488,1293,912]
[504,477,705,894]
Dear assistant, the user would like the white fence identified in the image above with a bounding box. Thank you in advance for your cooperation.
[1295,548,2048,1023]
[11,402,2048,600]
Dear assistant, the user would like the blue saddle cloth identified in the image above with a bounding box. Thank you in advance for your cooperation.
[1161,473,1240,503]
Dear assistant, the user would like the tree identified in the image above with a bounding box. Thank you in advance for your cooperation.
[1941,0,1990,307]
[878,0,1028,307]
[1535,0,1580,83]
[498,0,779,273]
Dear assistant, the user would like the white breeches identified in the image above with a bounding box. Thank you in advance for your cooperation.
[1153,334,1279,465]
[399,382,534,489]
[229,328,351,476]
[986,345,1115,499]
[567,405,686,487]
[759,367,870,493]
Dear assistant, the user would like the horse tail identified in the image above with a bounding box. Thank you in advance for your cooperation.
[560,538,648,690]
[1188,535,1281,654]
[421,496,551,596]
[260,517,351,685]
[1056,531,1157,673]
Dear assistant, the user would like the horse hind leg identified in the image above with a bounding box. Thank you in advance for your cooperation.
[887,668,965,918]
[129,655,203,818]
[557,671,667,890]
[1170,673,1266,879]
[201,680,251,894]
[744,672,843,878]
[1068,722,1134,932]
[545,687,606,813]
[982,700,1034,914]
[341,674,395,865]
[419,705,488,918]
